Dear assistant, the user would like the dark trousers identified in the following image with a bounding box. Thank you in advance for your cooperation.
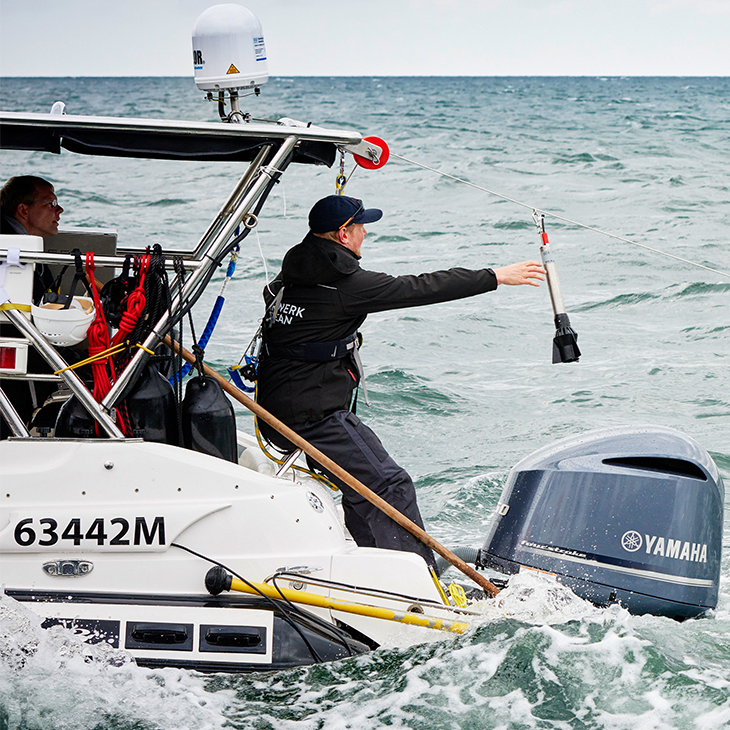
[260,410,436,569]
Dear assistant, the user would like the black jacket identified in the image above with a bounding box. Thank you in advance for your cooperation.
[257,232,498,425]
[1,214,17,235]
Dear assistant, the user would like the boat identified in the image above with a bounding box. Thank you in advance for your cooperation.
[0,5,723,674]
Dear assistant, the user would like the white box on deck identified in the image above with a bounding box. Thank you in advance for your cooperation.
[0,234,43,322]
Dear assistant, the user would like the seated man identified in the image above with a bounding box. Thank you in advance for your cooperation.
[0,176,64,437]
[1,175,62,297]
[1,175,64,238]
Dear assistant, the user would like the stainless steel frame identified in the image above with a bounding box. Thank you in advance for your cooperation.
[192,144,273,260]
[0,384,30,437]
[0,112,366,441]
[3,309,124,437]
[2,251,201,271]
[102,135,299,410]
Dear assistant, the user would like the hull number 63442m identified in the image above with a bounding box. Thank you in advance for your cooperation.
[8,516,165,549]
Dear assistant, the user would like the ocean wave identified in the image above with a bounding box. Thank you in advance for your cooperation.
[0,592,233,730]
[368,369,460,417]
[200,571,730,730]
[493,219,534,231]
[677,281,730,297]
[375,234,411,243]
[552,152,598,165]
[578,291,662,310]
[143,198,189,207]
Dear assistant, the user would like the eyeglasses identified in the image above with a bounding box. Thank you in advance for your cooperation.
[31,199,62,209]
[339,199,364,229]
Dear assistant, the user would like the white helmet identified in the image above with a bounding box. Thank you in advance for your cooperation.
[31,296,95,346]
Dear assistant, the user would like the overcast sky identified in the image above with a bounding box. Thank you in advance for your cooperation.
[1,0,729,77]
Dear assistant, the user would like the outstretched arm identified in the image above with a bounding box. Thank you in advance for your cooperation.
[493,261,545,287]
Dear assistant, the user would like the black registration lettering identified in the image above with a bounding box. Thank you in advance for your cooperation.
[85,518,108,546]
[14,518,35,546]
[134,516,165,546]
[13,516,166,547]
[38,518,59,546]
[110,517,130,545]
[62,518,83,546]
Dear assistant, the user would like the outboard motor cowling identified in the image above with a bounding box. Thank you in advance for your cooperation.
[480,426,724,619]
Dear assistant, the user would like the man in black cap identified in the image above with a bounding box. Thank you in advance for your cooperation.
[256,195,544,569]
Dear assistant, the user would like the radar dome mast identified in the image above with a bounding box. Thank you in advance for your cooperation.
[192,4,269,123]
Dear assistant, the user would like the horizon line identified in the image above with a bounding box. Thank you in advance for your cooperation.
[2,74,730,80]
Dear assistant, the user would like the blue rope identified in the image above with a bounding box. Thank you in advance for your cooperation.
[169,246,238,385]
[228,359,256,393]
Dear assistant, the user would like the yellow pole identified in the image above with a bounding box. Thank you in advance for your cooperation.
[228,576,470,635]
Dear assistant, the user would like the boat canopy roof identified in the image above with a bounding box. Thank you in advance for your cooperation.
[0,111,364,166]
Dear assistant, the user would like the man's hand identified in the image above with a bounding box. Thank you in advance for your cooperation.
[494,261,546,287]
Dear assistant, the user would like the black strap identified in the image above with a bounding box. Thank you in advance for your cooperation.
[48,264,69,297]
[41,248,89,308]
[264,284,285,329]
[264,331,359,363]
[63,248,89,308]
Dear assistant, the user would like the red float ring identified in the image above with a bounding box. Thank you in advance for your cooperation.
[353,136,390,170]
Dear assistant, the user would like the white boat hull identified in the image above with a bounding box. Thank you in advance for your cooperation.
[0,437,451,672]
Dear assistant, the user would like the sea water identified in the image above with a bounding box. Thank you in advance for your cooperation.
[0,76,729,729]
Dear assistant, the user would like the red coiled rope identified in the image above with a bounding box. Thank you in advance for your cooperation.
[85,251,134,436]
[85,251,114,405]
[111,254,150,348]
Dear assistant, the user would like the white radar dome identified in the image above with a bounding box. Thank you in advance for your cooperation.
[192,4,269,92]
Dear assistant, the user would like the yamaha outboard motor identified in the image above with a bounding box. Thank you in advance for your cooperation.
[479,426,723,619]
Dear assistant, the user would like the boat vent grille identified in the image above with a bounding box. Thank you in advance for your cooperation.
[602,457,707,481]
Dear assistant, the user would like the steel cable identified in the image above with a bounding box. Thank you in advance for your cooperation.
[391,151,730,280]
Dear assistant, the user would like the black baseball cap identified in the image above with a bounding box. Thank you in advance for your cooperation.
[308,195,383,234]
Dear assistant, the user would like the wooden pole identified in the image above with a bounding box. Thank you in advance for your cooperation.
[165,337,500,597]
